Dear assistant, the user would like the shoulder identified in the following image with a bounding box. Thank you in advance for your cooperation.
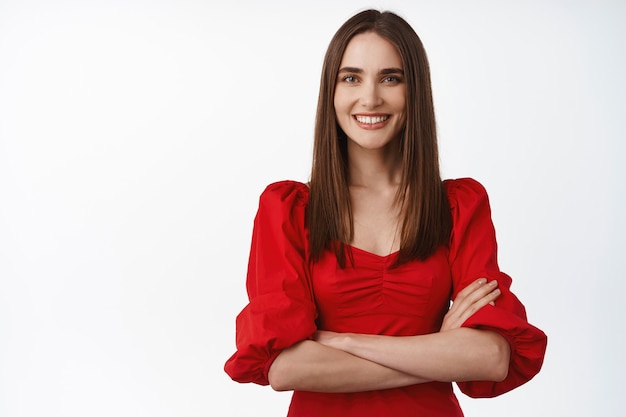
[258,180,310,210]
[443,177,490,211]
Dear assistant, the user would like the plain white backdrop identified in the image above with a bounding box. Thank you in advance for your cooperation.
[1,0,624,416]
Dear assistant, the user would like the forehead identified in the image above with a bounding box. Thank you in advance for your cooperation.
[340,32,403,69]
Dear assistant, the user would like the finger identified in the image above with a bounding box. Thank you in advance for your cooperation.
[454,278,496,308]
[447,282,500,325]
[458,284,499,314]
[441,281,502,331]
[455,278,488,300]
[452,279,498,312]
[455,287,501,321]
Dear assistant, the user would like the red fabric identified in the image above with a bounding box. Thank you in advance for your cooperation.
[224,181,317,385]
[224,178,547,416]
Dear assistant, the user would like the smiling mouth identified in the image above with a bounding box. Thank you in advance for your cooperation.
[354,115,390,124]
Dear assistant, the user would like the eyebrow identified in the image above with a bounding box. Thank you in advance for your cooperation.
[338,67,404,75]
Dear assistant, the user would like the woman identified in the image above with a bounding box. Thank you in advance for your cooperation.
[225,9,547,416]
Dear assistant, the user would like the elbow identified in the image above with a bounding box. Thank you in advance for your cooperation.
[268,373,290,392]
[491,362,509,383]
[267,340,311,391]
[269,381,289,392]
[267,355,292,392]
[489,336,511,382]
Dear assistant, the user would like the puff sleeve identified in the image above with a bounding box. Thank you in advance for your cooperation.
[224,181,318,385]
[446,178,547,398]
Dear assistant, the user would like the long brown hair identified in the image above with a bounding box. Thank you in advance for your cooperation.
[308,9,451,267]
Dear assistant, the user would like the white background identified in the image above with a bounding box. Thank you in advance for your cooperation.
[1,0,624,416]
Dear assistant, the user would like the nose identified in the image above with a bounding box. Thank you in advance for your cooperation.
[360,82,383,108]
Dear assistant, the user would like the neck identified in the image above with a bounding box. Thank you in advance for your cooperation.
[347,140,403,189]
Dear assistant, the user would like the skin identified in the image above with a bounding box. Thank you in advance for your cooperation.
[334,32,406,255]
[333,32,407,155]
[313,280,509,384]
[268,32,510,393]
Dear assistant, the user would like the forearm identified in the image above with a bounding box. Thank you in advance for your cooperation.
[323,328,510,382]
[267,340,429,393]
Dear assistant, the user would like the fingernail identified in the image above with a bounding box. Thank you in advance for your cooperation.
[478,279,486,285]
[488,280,497,287]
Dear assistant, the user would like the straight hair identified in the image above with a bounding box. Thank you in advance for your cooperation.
[308,9,451,267]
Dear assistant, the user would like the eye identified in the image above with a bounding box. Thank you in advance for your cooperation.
[341,75,358,83]
[382,76,402,84]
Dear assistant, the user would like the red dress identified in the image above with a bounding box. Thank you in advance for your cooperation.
[224,178,547,416]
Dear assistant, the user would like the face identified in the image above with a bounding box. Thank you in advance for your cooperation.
[334,31,406,152]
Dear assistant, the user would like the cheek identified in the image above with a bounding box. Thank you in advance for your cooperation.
[333,91,345,115]
[333,101,341,123]
[396,92,407,112]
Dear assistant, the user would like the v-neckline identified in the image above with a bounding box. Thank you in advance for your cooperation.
[346,244,400,260]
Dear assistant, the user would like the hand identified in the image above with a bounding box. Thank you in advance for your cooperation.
[440,278,501,332]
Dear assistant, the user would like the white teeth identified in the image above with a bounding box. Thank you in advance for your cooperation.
[355,115,389,124]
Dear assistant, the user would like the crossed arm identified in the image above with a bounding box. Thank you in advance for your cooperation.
[268,278,510,393]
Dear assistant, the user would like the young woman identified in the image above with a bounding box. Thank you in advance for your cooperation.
[225,9,547,416]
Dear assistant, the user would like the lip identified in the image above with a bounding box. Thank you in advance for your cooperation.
[352,113,391,130]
